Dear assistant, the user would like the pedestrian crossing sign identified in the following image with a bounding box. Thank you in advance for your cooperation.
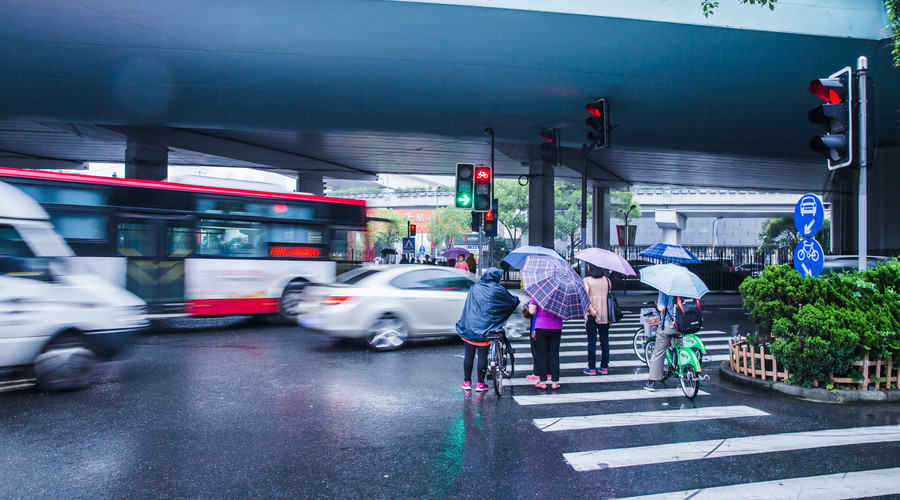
[402,238,415,252]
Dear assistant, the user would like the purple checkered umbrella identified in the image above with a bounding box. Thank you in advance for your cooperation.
[521,255,591,320]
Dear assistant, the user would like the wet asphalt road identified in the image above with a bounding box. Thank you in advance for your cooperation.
[1,296,900,499]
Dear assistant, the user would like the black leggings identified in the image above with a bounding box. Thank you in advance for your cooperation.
[463,342,488,384]
[534,328,562,382]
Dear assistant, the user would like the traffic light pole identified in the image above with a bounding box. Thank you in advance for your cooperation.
[858,56,868,272]
[580,144,588,277]
[486,127,495,270]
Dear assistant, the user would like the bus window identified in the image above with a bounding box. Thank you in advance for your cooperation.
[50,213,109,241]
[16,185,106,206]
[167,224,193,258]
[267,224,322,245]
[196,219,265,258]
[331,230,365,261]
[117,222,154,257]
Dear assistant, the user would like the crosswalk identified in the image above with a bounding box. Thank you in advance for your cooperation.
[497,311,900,498]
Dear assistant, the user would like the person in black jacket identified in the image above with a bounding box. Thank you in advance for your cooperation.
[456,268,520,392]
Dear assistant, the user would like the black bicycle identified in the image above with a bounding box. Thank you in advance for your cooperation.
[485,330,515,396]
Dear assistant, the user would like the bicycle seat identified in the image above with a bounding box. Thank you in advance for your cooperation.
[484,331,505,340]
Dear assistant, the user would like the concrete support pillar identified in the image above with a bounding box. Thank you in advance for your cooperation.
[868,146,900,255]
[592,185,611,248]
[125,139,167,181]
[827,146,899,256]
[297,173,324,196]
[655,209,686,245]
[527,162,554,247]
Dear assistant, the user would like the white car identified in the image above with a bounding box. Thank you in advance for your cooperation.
[0,181,148,390]
[299,265,526,350]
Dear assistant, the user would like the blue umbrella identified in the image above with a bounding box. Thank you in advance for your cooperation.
[639,264,709,299]
[639,243,701,264]
[502,245,565,270]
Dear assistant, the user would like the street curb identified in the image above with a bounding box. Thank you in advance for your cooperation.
[718,362,900,403]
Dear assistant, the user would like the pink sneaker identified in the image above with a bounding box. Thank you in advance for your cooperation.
[461,381,472,391]
[600,368,609,375]
[475,383,489,392]
[526,374,540,381]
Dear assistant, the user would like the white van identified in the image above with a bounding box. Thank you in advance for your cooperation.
[0,180,148,390]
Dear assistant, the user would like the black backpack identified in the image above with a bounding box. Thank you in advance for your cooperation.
[672,297,702,334]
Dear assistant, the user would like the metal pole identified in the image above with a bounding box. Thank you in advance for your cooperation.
[858,56,868,272]
[487,127,495,268]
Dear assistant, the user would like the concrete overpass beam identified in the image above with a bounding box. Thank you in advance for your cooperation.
[527,162,554,247]
[655,209,686,245]
[125,139,167,181]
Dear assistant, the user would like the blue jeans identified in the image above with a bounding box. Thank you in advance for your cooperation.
[586,317,610,370]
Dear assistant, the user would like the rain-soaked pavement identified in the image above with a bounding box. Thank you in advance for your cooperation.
[1,294,899,499]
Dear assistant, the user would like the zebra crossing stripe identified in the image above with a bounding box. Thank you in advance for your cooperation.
[612,467,900,500]
[533,405,768,432]
[513,388,708,406]
[504,373,646,386]
[508,337,732,349]
[515,354,728,372]
[529,330,727,341]
[563,424,900,471]
[516,345,729,359]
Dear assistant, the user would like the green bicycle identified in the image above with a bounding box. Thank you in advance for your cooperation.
[643,332,708,399]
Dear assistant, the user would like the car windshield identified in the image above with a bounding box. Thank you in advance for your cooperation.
[336,267,382,285]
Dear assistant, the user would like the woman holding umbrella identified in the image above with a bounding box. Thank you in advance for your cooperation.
[582,264,611,375]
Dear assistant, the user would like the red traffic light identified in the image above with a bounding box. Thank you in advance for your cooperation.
[809,79,843,104]
[585,102,603,117]
[410,224,416,232]
[484,210,495,222]
[475,167,491,182]
[540,130,554,143]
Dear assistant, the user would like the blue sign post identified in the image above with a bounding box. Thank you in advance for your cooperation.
[402,238,415,253]
[794,193,824,238]
[792,193,825,278]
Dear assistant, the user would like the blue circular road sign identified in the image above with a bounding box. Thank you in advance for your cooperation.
[793,238,824,278]
[794,193,824,238]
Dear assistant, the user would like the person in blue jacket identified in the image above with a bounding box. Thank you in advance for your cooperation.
[456,268,520,392]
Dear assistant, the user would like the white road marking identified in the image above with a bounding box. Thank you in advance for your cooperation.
[613,467,900,500]
[534,405,768,432]
[504,373,647,386]
[563,424,900,471]
[516,345,729,359]
[515,354,728,372]
[514,388,708,406]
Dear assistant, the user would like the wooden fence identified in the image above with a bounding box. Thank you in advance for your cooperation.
[729,338,899,391]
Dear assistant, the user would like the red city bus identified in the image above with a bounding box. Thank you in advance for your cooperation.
[0,167,367,318]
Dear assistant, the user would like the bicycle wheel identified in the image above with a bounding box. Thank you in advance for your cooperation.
[680,364,700,399]
[645,340,671,381]
[633,327,647,364]
[692,348,703,365]
[493,365,504,396]
[502,339,515,378]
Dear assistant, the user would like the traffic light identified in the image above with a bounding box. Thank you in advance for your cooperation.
[483,204,498,237]
[586,98,609,149]
[472,165,492,213]
[540,129,559,166]
[471,210,481,232]
[455,163,474,209]
[808,67,853,170]
[409,224,416,237]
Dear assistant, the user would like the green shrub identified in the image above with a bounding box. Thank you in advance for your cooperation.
[740,260,900,384]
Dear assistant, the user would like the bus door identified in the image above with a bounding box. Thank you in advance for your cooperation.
[116,215,193,314]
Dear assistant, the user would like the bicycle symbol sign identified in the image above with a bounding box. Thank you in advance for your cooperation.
[793,238,824,278]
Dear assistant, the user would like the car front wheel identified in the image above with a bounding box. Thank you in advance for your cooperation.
[33,334,96,391]
[366,314,408,351]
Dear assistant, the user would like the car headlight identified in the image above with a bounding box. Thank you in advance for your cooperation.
[115,306,149,326]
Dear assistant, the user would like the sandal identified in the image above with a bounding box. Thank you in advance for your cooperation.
[534,382,548,389]
[550,383,561,390]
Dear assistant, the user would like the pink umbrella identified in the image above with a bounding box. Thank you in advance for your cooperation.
[575,248,636,276]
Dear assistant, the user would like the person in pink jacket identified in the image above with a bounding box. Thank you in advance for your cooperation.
[582,264,611,375]
[455,254,471,272]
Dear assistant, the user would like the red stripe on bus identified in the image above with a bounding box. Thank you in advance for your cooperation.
[0,166,365,206]
[187,298,280,316]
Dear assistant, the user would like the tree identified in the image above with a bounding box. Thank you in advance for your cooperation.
[610,191,642,224]
[758,217,831,255]
[554,181,592,261]
[429,205,469,250]
[368,208,405,251]
[495,179,529,249]
[701,0,777,18]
